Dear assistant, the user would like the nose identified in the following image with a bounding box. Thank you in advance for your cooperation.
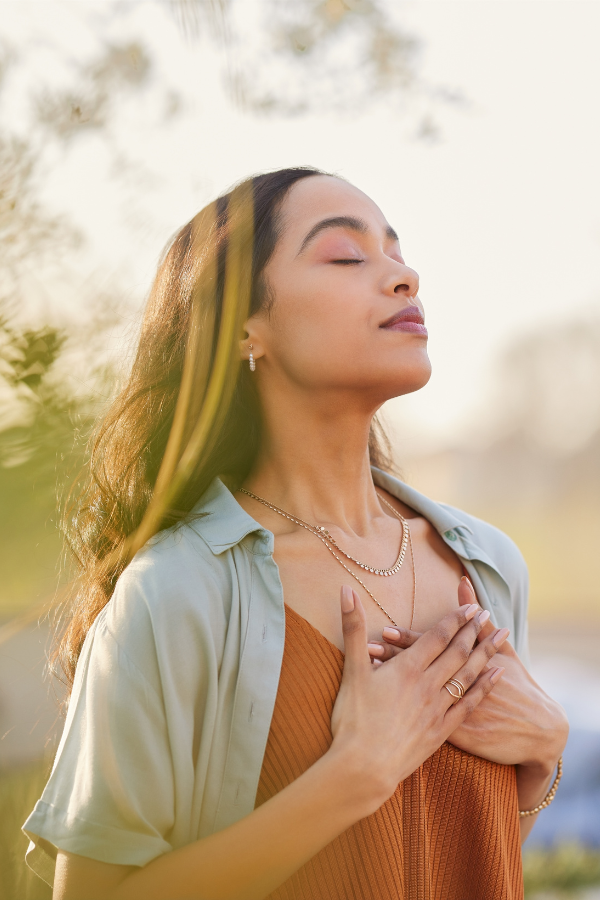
[384,261,420,300]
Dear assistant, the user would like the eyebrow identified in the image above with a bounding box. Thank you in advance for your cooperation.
[297,215,399,256]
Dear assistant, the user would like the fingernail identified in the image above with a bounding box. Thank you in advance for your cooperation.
[372,659,383,668]
[341,585,354,613]
[490,666,505,684]
[493,628,510,648]
[477,609,490,625]
[368,642,384,657]
[461,575,476,597]
[464,604,479,620]
[382,626,400,639]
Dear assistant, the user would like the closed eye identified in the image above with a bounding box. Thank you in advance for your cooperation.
[331,259,363,265]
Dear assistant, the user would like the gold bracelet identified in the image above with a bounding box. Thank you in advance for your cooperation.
[518,756,563,818]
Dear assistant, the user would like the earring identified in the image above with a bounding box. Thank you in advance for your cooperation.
[248,344,256,372]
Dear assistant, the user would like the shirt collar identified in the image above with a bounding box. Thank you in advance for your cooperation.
[371,468,507,590]
[371,467,473,537]
[190,469,474,556]
[189,478,269,554]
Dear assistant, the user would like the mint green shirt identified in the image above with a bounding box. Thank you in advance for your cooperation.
[23,469,530,886]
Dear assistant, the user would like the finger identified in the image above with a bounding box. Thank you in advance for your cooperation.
[381,626,422,648]
[409,603,480,670]
[457,575,476,607]
[340,587,371,680]
[443,666,505,731]
[429,606,493,683]
[368,641,402,662]
[369,626,422,661]
[458,576,495,642]
[440,627,510,708]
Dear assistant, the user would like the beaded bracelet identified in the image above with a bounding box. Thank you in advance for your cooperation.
[518,756,563,818]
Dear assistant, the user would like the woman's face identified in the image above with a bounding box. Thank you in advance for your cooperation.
[249,175,431,408]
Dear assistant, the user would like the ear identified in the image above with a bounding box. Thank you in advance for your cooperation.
[240,320,265,362]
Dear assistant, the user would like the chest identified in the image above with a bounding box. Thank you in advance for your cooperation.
[273,514,466,652]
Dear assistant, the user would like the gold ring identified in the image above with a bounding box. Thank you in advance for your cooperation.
[444,679,465,703]
[444,683,462,701]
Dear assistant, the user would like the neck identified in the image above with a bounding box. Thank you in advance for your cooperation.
[245,386,388,535]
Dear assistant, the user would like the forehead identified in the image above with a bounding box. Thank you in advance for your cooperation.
[277,175,391,246]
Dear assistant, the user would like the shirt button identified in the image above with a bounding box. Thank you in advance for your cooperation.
[445,530,457,541]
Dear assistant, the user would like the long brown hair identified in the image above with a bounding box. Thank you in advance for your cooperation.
[57,167,394,688]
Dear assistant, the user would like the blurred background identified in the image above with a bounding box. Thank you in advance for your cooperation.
[0,1,599,898]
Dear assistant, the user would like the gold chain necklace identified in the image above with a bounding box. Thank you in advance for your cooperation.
[239,488,416,630]
[240,489,409,576]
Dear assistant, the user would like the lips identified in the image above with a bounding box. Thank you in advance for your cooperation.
[379,305,427,336]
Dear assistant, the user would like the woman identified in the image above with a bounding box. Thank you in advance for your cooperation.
[24,167,568,900]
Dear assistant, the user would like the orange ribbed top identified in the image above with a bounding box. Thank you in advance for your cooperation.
[255,604,524,900]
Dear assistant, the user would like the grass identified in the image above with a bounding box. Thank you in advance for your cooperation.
[523,845,600,898]
[0,759,52,900]
[2,759,600,900]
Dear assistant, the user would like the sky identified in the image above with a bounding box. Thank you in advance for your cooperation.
[3,0,600,452]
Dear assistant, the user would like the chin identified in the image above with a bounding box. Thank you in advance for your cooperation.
[386,357,432,398]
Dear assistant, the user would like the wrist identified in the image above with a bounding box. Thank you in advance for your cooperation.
[325,741,394,819]
[517,755,563,820]
[518,753,561,782]
[520,704,569,775]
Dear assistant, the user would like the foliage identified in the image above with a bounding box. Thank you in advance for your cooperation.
[35,42,152,141]
[3,1,444,156]
[0,316,95,619]
[0,136,76,301]
[169,0,430,116]
[224,0,424,116]
[523,844,600,897]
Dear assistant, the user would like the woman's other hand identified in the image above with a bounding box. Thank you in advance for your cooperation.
[329,585,504,815]
[446,580,569,773]
[373,577,568,771]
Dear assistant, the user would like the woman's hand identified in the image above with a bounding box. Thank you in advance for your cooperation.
[449,582,568,772]
[372,578,569,772]
[329,585,505,814]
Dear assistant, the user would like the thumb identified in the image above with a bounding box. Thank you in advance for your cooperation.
[458,576,495,641]
[340,586,370,679]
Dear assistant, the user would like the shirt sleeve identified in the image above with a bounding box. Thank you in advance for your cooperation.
[22,607,175,886]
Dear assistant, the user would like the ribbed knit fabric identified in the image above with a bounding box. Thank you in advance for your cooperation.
[255,604,524,900]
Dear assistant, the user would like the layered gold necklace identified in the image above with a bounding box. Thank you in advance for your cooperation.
[239,488,416,630]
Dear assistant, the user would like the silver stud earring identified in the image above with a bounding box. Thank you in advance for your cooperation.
[248,344,256,372]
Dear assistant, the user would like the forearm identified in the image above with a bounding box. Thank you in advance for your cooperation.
[109,746,377,900]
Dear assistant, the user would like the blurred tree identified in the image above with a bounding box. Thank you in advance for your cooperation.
[0,41,101,620]
[35,42,152,141]
[0,135,75,304]
[17,1,448,152]
[173,0,433,117]
[0,316,94,620]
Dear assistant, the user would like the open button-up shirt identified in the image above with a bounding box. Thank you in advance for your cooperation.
[23,468,529,886]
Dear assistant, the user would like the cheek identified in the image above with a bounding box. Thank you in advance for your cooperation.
[272,277,366,360]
